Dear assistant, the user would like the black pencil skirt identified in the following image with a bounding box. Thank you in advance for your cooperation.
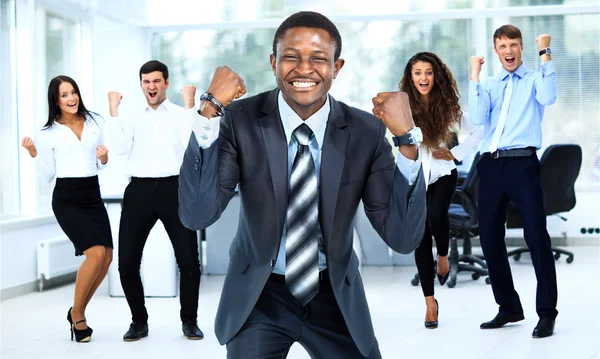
[52,176,113,256]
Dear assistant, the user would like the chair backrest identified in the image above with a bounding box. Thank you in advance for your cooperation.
[461,153,482,207]
[539,144,582,215]
[506,144,582,228]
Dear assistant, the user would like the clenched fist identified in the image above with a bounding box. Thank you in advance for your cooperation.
[200,66,246,118]
[181,85,196,109]
[536,34,551,51]
[470,56,485,82]
[96,145,108,165]
[108,91,123,117]
[21,136,37,158]
[372,92,418,159]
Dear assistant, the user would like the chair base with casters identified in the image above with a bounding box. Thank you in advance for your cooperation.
[507,246,574,264]
[410,231,490,288]
[446,230,490,288]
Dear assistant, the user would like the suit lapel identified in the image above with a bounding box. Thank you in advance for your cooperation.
[258,89,288,238]
[320,96,349,249]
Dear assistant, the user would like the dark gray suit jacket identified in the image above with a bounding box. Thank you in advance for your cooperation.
[179,89,426,356]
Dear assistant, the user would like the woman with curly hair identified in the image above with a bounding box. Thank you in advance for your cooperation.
[400,52,483,328]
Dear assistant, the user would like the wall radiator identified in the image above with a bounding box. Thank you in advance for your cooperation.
[37,236,83,291]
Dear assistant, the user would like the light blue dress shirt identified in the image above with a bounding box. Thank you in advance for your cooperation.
[468,61,557,152]
[272,92,420,275]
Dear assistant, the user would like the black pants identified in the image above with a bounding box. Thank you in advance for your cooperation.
[477,155,558,320]
[118,176,200,324]
[414,169,458,297]
[227,272,382,359]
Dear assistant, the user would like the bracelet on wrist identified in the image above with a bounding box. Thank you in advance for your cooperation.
[199,92,224,116]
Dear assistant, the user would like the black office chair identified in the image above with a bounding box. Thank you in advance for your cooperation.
[506,144,582,264]
[446,153,490,287]
[410,154,490,288]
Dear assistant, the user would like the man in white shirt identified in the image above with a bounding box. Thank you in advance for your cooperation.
[107,60,205,341]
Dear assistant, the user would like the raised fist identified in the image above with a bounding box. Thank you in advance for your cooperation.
[108,91,123,117]
[371,91,415,137]
[206,66,246,108]
[96,144,108,165]
[470,56,485,74]
[181,85,197,109]
[536,34,551,51]
[21,136,37,158]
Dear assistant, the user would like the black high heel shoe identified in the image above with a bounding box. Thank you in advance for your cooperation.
[424,299,439,329]
[437,272,450,286]
[68,307,93,342]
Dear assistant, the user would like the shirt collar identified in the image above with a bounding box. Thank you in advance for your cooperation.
[278,91,329,150]
[144,98,172,113]
[499,62,528,81]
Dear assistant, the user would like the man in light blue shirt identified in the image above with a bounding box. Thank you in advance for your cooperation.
[468,24,558,338]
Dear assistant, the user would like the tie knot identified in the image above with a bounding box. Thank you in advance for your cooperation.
[293,124,313,146]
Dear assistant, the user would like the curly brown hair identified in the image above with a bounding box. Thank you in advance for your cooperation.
[399,52,462,151]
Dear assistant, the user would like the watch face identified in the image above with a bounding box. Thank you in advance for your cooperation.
[411,128,423,143]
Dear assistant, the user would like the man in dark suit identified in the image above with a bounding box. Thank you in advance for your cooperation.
[178,11,426,358]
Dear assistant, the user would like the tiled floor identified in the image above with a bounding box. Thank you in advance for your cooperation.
[1,246,599,359]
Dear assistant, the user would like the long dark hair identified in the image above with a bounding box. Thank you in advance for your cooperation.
[43,75,98,129]
[399,52,462,150]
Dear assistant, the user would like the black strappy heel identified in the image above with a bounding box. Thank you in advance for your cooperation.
[68,307,93,342]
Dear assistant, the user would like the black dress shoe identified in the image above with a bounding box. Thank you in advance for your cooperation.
[182,321,204,340]
[123,322,148,342]
[532,317,555,338]
[480,312,525,329]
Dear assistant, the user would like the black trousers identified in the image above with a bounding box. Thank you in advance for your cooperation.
[118,176,200,324]
[226,272,382,359]
[414,169,457,297]
[477,155,558,320]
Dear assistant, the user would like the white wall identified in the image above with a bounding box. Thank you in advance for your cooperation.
[0,216,64,293]
[89,13,150,197]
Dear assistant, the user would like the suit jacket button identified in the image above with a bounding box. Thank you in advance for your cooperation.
[194,156,200,163]
[193,164,199,171]
[270,259,275,267]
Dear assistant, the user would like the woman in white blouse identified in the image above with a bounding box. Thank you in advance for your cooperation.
[400,52,484,329]
[21,76,113,343]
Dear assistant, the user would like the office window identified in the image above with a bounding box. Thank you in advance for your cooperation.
[151,7,599,192]
[34,11,80,212]
[151,29,276,107]
[0,0,17,217]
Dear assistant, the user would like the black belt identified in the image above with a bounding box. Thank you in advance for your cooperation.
[269,269,329,283]
[483,147,536,159]
[131,175,178,182]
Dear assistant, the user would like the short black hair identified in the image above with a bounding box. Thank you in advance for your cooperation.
[139,60,169,81]
[272,11,342,61]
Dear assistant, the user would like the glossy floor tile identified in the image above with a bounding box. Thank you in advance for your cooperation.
[1,246,599,358]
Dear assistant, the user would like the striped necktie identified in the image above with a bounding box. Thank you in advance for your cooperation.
[285,123,320,306]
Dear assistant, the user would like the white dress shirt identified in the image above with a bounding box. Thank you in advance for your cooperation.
[35,116,108,183]
[107,99,218,178]
[421,113,484,188]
